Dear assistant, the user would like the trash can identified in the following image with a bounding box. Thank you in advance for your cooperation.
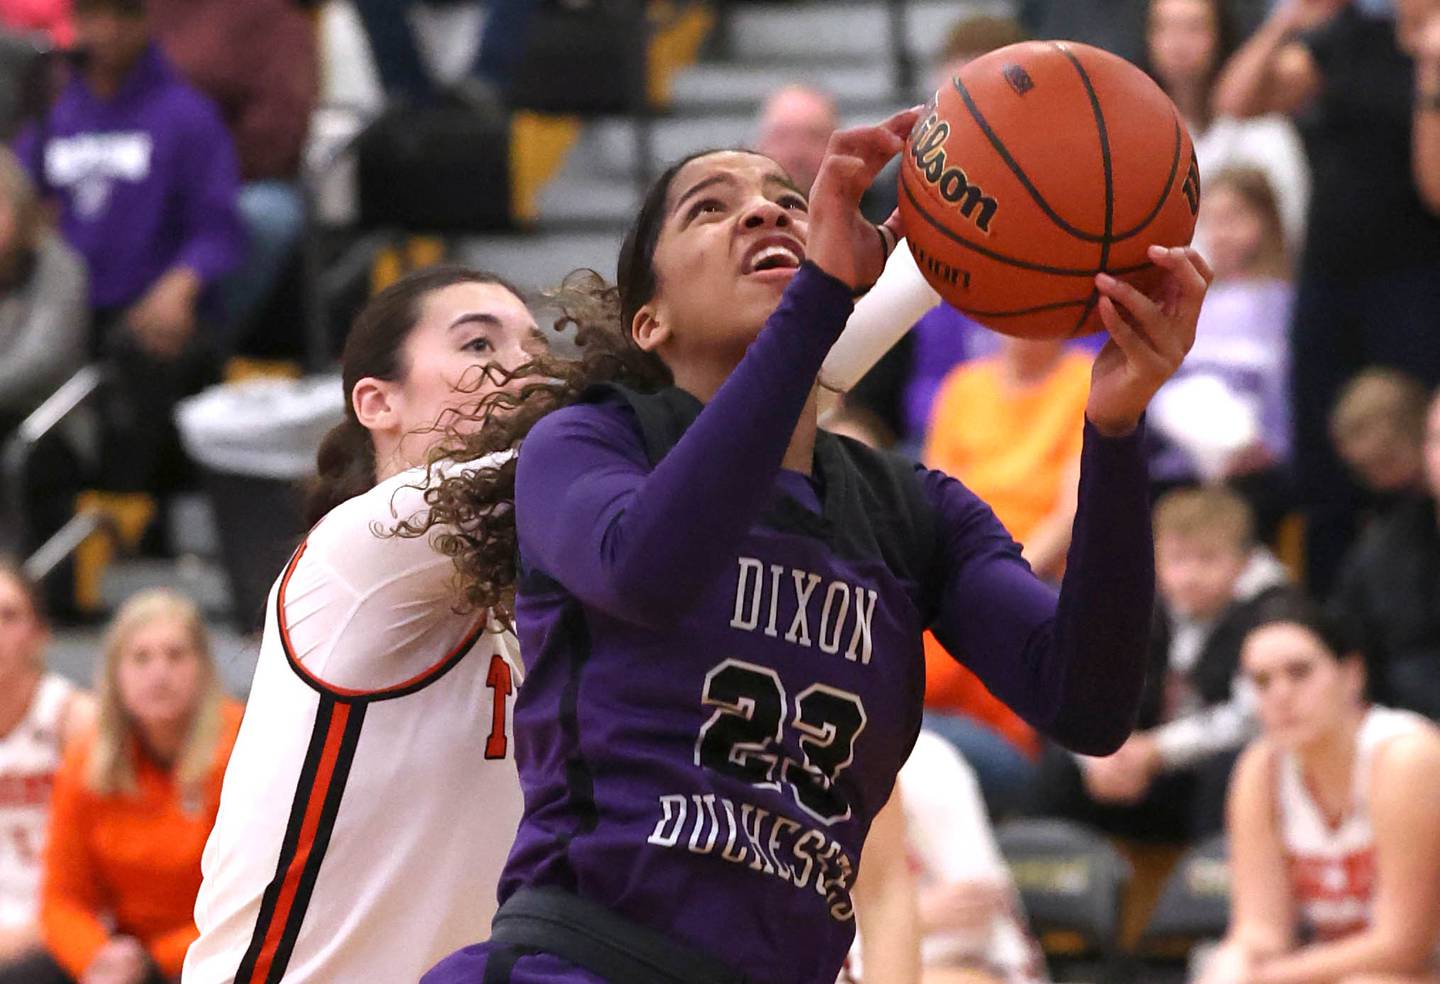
[177,375,343,631]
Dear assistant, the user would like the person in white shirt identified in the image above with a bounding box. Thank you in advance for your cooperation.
[1198,601,1440,984]
[0,562,92,981]
[183,266,542,984]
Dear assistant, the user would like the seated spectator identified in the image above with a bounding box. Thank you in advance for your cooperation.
[1331,385,1440,720]
[0,562,92,980]
[0,0,72,47]
[1215,0,1440,596]
[1147,167,1293,540]
[1031,488,1297,842]
[14,0,245,504]
[351,0,537,107]
[846,732,1047,984]
[14,590,240,984]
[1197,602,1440,984]
[1330,367,1431,505]
[148,0,316,346]
[0,147,86,565]
[1145,0,1310,250]
[924,336,1090,580]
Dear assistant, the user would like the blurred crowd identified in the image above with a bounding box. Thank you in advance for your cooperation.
[1,0,1439,982]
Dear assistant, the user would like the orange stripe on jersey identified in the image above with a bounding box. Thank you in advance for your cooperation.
[235,698,367,984]
[275,542,487,701]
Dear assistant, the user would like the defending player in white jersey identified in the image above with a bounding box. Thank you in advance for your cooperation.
[184,267,542,984]
[1199,601,1440,984]
[0,562,92,977]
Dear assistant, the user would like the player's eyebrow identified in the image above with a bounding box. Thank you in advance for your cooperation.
[673,173,736,216]
[448,312,504,332]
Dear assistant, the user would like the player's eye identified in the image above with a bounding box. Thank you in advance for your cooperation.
[463,336,494,354]
[780,193,808,212]
[687,198,724,222]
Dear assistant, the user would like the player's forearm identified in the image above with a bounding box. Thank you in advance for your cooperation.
[1252,927,1433,984]
[1414,60,1440,215]
[855,877,922,984]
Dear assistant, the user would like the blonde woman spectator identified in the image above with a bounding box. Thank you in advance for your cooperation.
[18,591,241,984]
[1199,602,1440,984]
[0,562,91,980]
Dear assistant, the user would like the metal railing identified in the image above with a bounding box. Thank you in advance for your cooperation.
[1,365,107,581]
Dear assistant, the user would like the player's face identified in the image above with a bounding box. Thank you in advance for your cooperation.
[0,574,45,681]
[1199,185,1265,281]
[1155,531,1246,621]
[116,617,206,731]
[1242,622,1361,751]
[638,152,810,369]
[1147,0,1219,88]
[389,281,541,461]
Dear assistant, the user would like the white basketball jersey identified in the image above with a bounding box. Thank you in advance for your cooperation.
[1277,705,1427,941]
[0,674,73,932]
[184,461,525,984]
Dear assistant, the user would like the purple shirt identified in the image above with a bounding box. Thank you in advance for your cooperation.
[496,264,1153,983]
[15,43,244,310]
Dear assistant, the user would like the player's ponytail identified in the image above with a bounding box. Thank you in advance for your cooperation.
[304,264,524,526]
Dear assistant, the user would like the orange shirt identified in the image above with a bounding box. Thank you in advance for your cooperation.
[41,700,243,979]
[921,353,1090,750]
[922,352,1092,543]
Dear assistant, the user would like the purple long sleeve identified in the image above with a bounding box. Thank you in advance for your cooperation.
[515,262,853,624]
[925,420,1154,755]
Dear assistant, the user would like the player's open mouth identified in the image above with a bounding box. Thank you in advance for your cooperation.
[742,237,804,276]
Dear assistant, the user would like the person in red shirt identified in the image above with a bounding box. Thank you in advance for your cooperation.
[8,590,241,984]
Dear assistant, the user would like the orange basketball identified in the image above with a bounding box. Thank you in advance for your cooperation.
[899,40,1200,339]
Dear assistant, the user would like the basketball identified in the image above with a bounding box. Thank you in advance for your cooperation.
[899,40,1201,340]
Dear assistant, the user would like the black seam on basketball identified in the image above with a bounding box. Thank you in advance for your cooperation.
[1071,290,1102,337]
[962,297,1094,318]
[1057,43,1113,337]
[901,169,1149,278]
[952,75,1109,244]
[1109,117,1183,241]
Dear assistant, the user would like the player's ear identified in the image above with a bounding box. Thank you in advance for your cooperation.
[631,304,670,353]
[352,377,399,433]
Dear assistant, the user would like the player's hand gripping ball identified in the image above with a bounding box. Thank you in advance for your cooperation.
[899,40,1201,340]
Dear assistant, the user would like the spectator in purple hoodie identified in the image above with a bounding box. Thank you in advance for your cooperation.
[14,0,244,499]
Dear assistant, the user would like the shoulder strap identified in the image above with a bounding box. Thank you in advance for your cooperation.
[579,383,699,467]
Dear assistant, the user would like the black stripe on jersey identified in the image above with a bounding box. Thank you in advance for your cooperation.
[234,697,336,984]
[482,944,527,984]
[265,700,367,983]
[551,599,599,887]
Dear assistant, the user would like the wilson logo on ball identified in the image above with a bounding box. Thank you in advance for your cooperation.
[909,112,999,234]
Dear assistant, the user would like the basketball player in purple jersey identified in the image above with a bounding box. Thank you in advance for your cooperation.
[421,108,1213,984]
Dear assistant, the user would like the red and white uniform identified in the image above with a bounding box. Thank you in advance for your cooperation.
[185,460,524,983]
[1277,705,1427,941]
[0,674,74,933]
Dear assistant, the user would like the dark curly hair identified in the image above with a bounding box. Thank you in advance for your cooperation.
[397,152,736,625]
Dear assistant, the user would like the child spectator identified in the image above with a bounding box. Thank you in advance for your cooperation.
[1330,367,1431,503]
[0,562,92,980]
[14,0,244,502]
[1147,167,1293,539]
[1145,0,1310,250]
[1031,488,1297,841]
[0,147,87,573]
[148,0,316,342]
[1331,386,1440,720]
[1197,602,1440,984]
[19,590,240,984]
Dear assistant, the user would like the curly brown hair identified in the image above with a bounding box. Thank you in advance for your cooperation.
[396,150,747,626]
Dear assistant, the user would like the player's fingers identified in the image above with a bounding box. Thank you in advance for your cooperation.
[1146,245,1209,309]
[880,105,924,142]
[828,123,904,176]
[880,207,904,249]
[1187,246,1216,286]
[1095,272,1162,335]
[1097,295,1165,371]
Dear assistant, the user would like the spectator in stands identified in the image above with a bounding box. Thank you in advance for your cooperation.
[0,0,72,47]
[846,732,1048,984]
[1215,0,1440,595]
[1330,386,1440,720]
[1198,601,1440,984]
[14,0,244,505]
[0,147,87,567]
[1031,488,1297,841]
[753,84,835,199]
[1330,367,1431,503]
[1020,0,1270,65]
[351,0,537,108]
[148,0,316,345]
[23,590,240,984]
[1147,167,1293,540]
[0,562,92,982]
[1145,0,1309,250]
